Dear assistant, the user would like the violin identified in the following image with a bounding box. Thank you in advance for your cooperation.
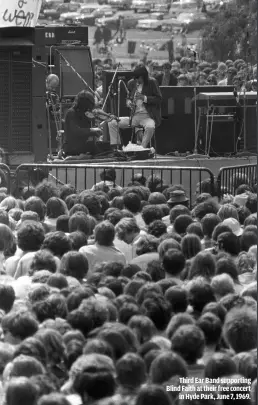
[85,108,120,122]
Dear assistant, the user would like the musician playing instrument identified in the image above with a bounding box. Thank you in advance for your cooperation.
[108,64,162,149]
[64,90,118,156]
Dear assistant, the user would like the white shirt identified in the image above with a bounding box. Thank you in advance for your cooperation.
[79,243,126,275]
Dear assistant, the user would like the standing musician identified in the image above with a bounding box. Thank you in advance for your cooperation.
[108,64,162,149]
[46,74,60,120]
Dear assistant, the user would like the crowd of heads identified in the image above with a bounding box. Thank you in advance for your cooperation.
[0,167,256,405]
[93,57,257,89]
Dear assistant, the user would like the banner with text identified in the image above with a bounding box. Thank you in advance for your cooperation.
[0,0,42,27]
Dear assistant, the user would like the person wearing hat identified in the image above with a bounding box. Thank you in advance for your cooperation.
[167,190,189,209]
[108,64,162,149]
[63,90,102,156]
[156,62,178,86]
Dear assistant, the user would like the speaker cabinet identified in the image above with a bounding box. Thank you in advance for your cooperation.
[46,46,94,97]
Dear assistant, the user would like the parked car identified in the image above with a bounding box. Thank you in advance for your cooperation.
[151,3,170,13]
[132,0,155,13]
[108,0,132,10]
[95,13,139,29]
[137,16,163,30]
[61,4,113,24]
[177,12,209,32]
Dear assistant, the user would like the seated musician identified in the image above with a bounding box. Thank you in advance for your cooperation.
[108,64,162,149]
[63,90,102,156]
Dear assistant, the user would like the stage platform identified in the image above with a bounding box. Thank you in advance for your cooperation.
[54,155,257,176]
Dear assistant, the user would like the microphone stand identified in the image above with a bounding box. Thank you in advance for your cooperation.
[102,63,121,112]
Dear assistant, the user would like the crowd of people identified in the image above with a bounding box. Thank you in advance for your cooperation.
[0,167,255,405]
[93,56,257,91]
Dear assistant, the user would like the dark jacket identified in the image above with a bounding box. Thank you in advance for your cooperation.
[127,77,162,127]
[94,27,103,44]
[156,73,178,86]
[64,107,93,155]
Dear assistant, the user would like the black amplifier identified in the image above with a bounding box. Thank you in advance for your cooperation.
[36,25,89,46]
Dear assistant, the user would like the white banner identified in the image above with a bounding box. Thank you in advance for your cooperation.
[0,0,42,27]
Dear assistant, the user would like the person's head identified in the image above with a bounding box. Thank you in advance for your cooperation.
[35,328,65,364]
[142,205,163,225]
[149,350,187,384]
[116,353,146,389]
[201,214,221,238]
[46,197,67,219]
[79,191,101,218]
[197,312,222,347]
[1,311,38,345]
[217,232,240,256]
[240,230,257,252]
[0,223,15,256]
[30,249,57,274]
[136,234,159,256]
[115,217,140,244]
[24,197,46,221]
[41,231,72,257]
[223,305,257,353]
[60,251,88,281]
[162,249,185,277]
[181,234,202,260]
[169,205,191,224]
[186,222,204,239]
[194,199,220,221]
[0,196,19,212]
[245,193,257,214]
[135,385,172,405]
[128,315,156,344]
[133,64,149,85]
[171,324,205,364]
[13,337,47,366]
[94,220,115,246]
[132,173,146,186]
[46,73,59,91]
[233,350,257,382]
[211,274,235,299]
[73,90,95,113]
[177,74,188,86]
[17,221,45,252]
[0,284,15,313]
[216,256,239,282]
[5,377,38,405]
[165,286,188,313]
[56,215,69,233]
[173,215,193,236]
[189,251,216,280]
[218,204,239,221]
[35,181,59,204]
[187,277,216,313]
[123,193,141,214]
[68,212,91,237]
[204,352,237,379]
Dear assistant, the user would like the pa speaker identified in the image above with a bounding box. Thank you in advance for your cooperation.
[32,96,48,162]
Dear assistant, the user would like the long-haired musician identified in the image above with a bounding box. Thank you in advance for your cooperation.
[63,91,102,156]
[108,64,162,149]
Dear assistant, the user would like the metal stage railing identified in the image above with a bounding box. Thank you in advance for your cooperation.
[217,164,257,199]
[15,163,215,207]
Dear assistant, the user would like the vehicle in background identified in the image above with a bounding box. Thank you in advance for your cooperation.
[151,3,170,13]
[61,4,114,24]
[108,0,132,10]
[44,2,81,20]
[132,0,155,13]
[169,0,197,16]
[161,17,180,31]
[176,11,209,32]
[137,13,164,30]
[95,12,139,29]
